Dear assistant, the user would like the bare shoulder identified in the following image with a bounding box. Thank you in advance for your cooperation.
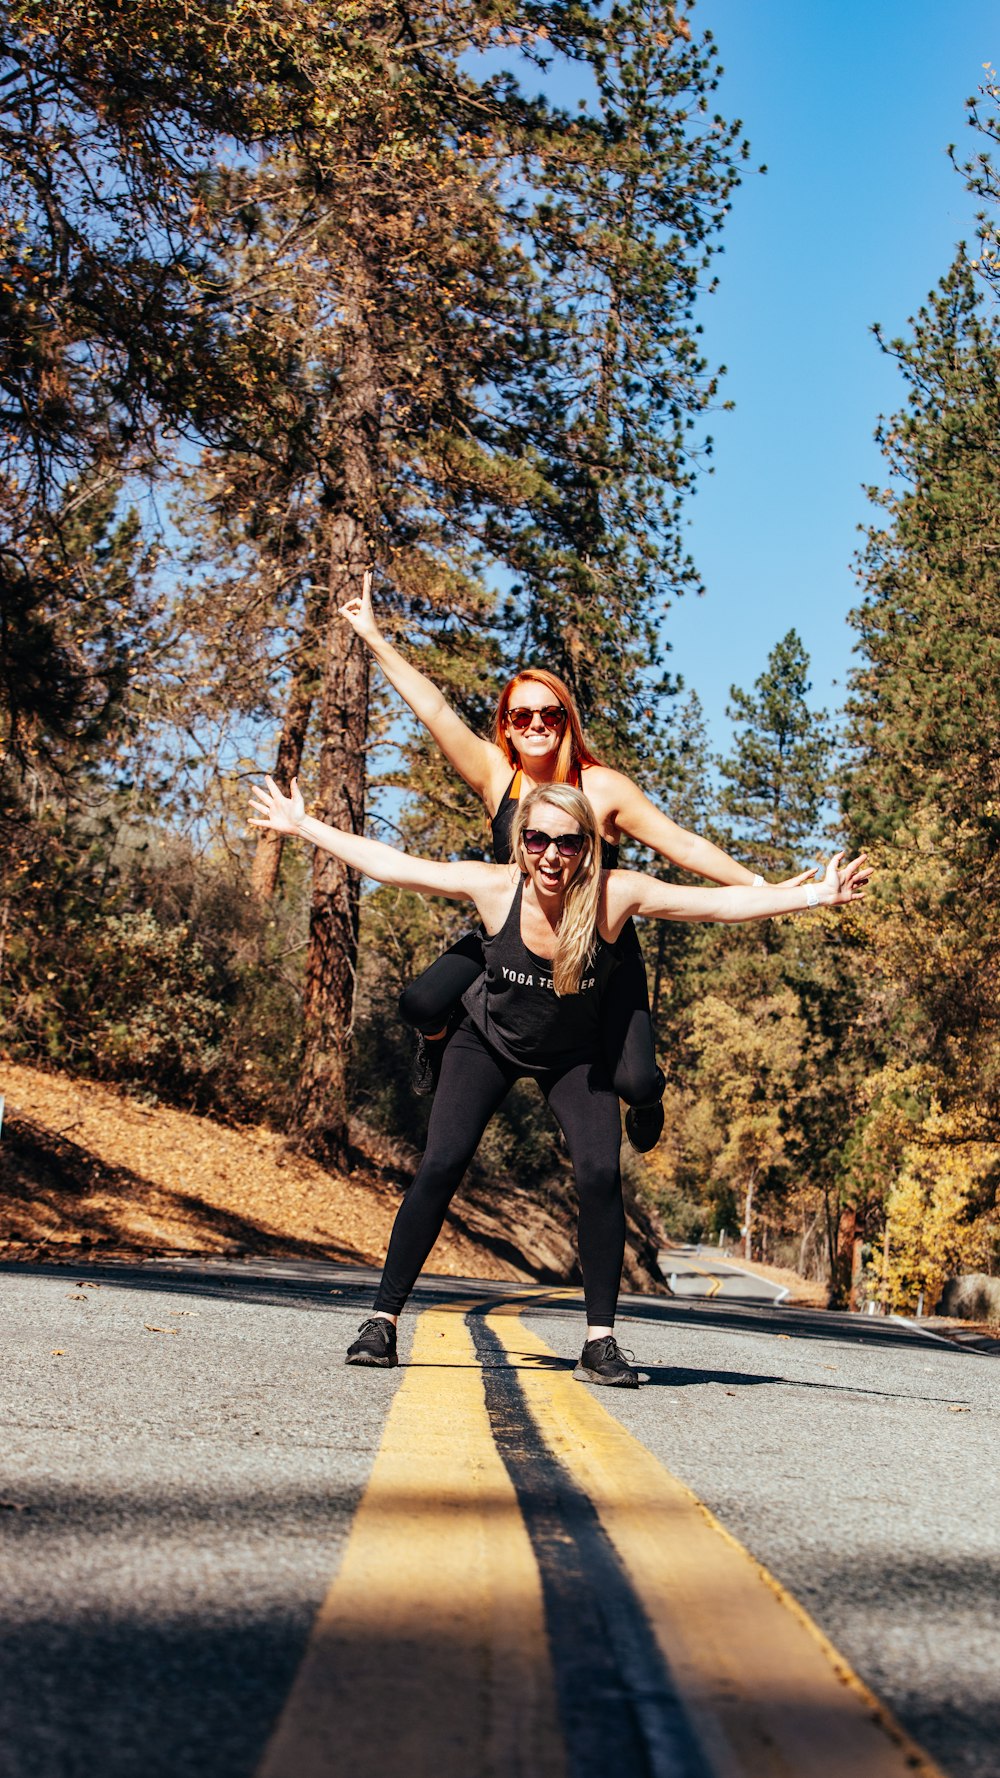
[580,762,638,818]
[475,860,520,932]
[465,859,510,885]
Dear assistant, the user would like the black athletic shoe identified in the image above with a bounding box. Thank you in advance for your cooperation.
[412,1032,444,1096]
[574,1334,639,1389]
[346,1316,398,1367]
[625,1099,665,1154]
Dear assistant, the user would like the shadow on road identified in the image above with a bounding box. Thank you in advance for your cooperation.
[473,1345,970,1405]
[0,1254,974,1361]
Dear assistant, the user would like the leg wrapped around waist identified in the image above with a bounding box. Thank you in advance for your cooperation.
[602,921,664,1106]
[398,929,486,1032]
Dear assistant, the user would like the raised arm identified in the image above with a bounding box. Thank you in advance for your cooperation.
[339,571,503,803]
[605,771,808,887]
[249,776,496,905]
[604,852,870,936]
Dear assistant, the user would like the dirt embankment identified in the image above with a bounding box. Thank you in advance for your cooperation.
[0,1061,668,1295]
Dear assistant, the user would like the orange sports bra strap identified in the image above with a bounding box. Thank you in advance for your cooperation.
[511,765,578,797]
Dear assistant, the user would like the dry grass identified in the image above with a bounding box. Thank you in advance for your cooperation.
[0,1060,667,1295]
[0,1060,529,1280]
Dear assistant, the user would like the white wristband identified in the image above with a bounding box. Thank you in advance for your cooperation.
[803,884,821,908]
[752,873,765,888]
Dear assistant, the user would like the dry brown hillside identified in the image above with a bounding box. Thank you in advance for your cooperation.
[0,1061,668,1294]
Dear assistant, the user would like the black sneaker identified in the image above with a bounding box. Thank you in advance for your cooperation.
[412,1032,445,1096]
[574,1334,639,1389]
[346,1316,398,1367]
[625,1099,664,1154]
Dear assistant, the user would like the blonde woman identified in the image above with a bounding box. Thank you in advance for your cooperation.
[339,572,811,1152]
[250,775,868,1388]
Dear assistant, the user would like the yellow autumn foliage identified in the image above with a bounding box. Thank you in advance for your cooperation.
[884,1105,1000,1313]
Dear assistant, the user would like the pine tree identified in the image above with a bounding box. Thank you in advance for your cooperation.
[719,629,831,875]
[641,638,857,1275]
[845,257,999,862]
[172,30,556,1161]
[830,89,1000,1304]
[632,690,720,1036]
[841,248,1000,1298]
[499,1,752,759]
[172,5,753,1163]
[954,66,1000,301]
[2,5,756,1166]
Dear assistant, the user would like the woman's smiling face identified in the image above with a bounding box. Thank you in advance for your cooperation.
[504,679,567,766]
[520,800,585,900]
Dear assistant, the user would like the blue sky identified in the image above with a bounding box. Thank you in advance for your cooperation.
[651,0,996,750]
[528,0,995,753]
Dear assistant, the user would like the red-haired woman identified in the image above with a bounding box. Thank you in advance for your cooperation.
[339,575,805,1150]
[250,772,869,1383]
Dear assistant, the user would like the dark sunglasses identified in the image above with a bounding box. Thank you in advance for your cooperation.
[522,828,585,858]
[506,704,567,732]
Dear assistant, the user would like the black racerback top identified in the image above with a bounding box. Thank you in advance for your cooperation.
[461,878,617,1068]
[490,770,620,871]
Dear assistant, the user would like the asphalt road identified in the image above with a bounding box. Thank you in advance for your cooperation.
[659,1245,790,1302]
[1,1259,997,1778]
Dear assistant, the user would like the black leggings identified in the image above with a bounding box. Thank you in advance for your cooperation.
[374,1020,626,1324]
[399,921,664,1107]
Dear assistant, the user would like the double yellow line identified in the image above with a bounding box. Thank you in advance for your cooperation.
[258,1297,946,1778]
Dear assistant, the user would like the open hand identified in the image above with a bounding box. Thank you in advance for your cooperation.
[338,567,380,644]
[248,775,305,836]
[821,851,871,906]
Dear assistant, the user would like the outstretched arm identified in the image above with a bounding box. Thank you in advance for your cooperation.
[607,772,810,887]
[605,852,870,935]
[339,571,503,803]
[249,776,493,903]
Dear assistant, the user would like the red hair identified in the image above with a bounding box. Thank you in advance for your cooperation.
[493,669,604,781]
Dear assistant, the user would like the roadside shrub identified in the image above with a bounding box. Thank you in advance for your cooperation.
[78,910,227,1092]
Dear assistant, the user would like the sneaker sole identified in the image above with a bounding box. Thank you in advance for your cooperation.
[573,1362,639,1388]
[345,1351,398,1367]
[624,1108,665,1154]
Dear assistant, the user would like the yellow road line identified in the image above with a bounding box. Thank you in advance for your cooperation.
[488,1302,948,1778]
[690,1262,724,1299]
[255,1299,565,1778]
[682,1258,725,1297]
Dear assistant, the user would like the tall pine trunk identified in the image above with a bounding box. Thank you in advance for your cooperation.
[291,249,380,1165]
[250,599,321,900]
[291,528,371,1163]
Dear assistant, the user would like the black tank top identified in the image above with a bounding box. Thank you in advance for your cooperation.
[461,878,617,1067]
[490,770,621,871]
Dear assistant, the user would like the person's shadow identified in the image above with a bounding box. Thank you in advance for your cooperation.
[505,1348,946,1400]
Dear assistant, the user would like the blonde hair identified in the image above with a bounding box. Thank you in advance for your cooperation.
[510,783,604,997]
